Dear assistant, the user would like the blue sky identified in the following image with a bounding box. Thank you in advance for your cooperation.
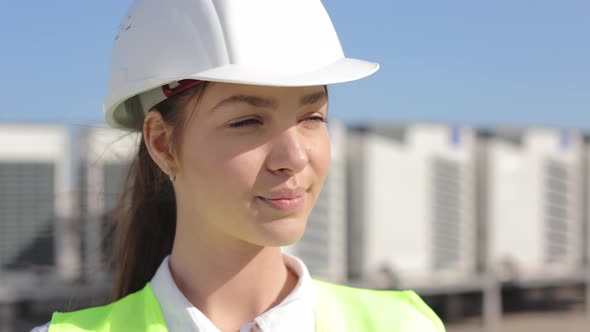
[1,1,588,128]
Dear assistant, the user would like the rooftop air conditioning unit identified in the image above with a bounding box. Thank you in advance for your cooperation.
[0,124,77,280]
[78,127,138,282]
[483,128,584,281]
[348,123,477,289]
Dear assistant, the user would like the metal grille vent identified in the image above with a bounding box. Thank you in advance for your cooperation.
[297,173,332,276]
[101,162,129,258]
[0,163,55,270]
[103,163,129,212]
[431,157,463,270]
[544,159,570,263]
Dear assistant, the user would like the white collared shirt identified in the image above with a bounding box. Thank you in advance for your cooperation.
[32,253,316,332]
[151,253,316,332]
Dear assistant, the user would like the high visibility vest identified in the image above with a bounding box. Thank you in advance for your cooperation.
[48,280,445,331]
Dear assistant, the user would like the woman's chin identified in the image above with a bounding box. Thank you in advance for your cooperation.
[255,216,308,247]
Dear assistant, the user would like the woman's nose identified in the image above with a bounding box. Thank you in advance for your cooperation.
[265,128,309,176]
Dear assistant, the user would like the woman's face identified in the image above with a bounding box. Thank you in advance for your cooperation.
[174,82,331,247]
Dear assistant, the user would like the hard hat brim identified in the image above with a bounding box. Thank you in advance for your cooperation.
[104,57,379,129]
[189,58,379,87]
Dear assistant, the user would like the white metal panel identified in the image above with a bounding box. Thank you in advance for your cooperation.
[365,133,429,277]
[0,125,67,162]
[487,139,540,278]
[349,123,477,288]
[485,128,584,280]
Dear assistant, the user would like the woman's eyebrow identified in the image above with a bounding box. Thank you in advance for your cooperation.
[212,95,279,111]
[211,90,327,112]
[299,90,327,106]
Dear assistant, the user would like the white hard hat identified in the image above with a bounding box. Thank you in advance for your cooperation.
[104,0,380,129]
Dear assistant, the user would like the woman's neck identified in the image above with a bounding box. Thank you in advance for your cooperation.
[169,225,298,332]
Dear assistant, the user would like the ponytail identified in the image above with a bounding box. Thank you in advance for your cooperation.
[109,83,208,300]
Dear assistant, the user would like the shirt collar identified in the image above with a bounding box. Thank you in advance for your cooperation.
[149,253,316,332]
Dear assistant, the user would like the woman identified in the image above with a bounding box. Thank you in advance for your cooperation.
[35,0,445,331]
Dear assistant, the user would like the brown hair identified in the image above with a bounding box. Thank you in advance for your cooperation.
[108,83,208,300]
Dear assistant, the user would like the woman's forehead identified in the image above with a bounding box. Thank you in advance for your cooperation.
[202,83,327,108]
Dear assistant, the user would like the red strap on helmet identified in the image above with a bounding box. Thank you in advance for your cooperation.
[162,79,203,97]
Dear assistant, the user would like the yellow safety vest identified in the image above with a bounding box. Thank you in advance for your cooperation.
[48,280,445,331]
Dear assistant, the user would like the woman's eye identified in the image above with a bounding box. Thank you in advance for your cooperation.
[303,115,328,123]
[228,118,262,128]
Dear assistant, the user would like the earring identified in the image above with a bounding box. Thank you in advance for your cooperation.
[168,168,176,183]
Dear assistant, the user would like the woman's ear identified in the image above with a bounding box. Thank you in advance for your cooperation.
[143,111,177,175]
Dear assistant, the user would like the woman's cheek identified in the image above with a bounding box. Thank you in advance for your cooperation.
[208,144,266,190]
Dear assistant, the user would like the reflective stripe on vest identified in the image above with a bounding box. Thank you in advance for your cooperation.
[49,281,445,332]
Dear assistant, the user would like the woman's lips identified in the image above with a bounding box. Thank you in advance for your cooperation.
[258,195,305,211]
